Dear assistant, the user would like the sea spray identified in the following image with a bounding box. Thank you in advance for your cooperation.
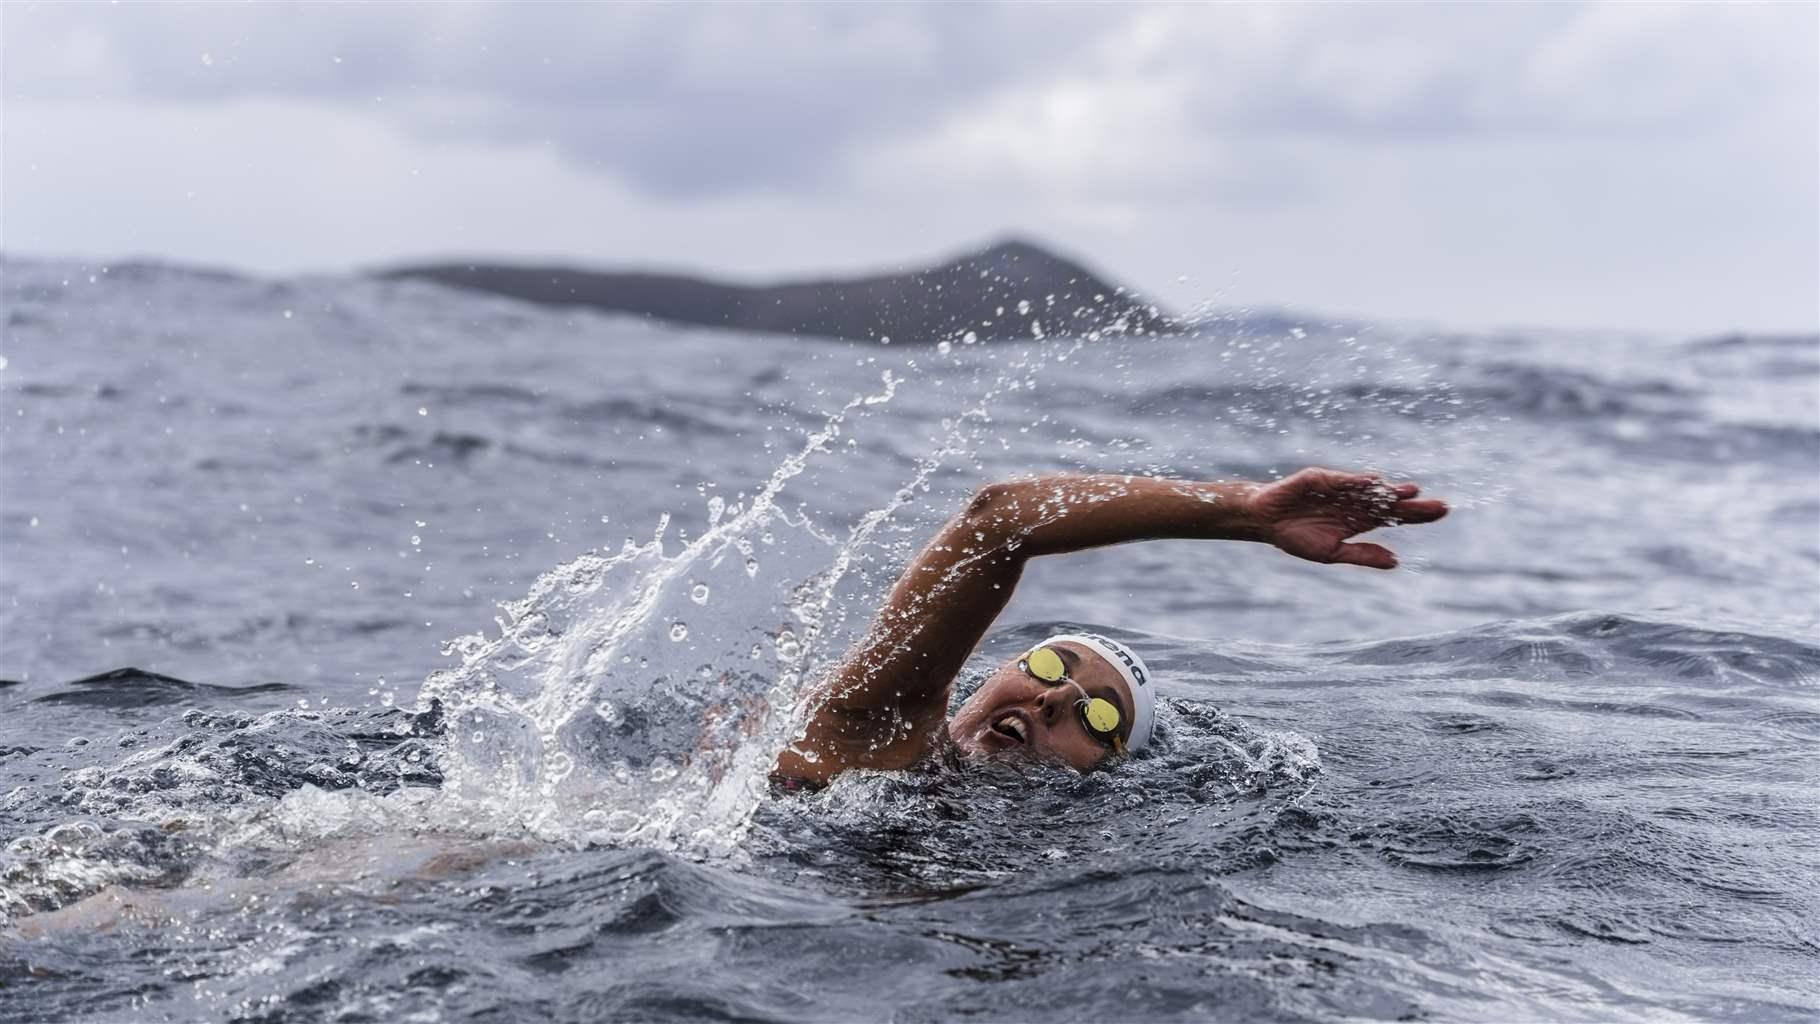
[411,325,1116,854]
[415,370,902,851]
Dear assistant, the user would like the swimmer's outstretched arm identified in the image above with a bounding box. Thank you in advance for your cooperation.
[774,468,1447,784]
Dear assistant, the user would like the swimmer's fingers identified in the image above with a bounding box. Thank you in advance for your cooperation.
[1369,481,1446,527]
[1331,541,1398,570]
[1389,497,1448,525]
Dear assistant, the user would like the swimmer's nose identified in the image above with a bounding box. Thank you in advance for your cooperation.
[1034,687,1066,724]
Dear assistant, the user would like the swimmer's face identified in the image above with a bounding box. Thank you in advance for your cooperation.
[948,641,1134,772]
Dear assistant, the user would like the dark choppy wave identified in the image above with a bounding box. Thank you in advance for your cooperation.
[2,260,1817,1021]
[2,614,1816,1020]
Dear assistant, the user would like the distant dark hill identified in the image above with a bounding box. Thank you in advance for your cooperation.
[378,239,1172,343]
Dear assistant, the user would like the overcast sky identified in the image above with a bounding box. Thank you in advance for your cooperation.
[5,1,1816,335]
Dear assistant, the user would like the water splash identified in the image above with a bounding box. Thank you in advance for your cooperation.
[408,322,1125,855]
[410,370,906,852]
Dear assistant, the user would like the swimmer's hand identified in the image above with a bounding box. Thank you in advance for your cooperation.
[1247,468,1448,570]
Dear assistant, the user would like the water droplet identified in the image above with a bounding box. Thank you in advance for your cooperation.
[744,558,759,577]
[670,622,689,641]
[775,632,801,662]
[29,516,39,527]
[350,581,360,590]
[417,407,428,416]
[410,535,422,546]
[690,584,710,604]
[936,340,953,355]
[963,331,979,345]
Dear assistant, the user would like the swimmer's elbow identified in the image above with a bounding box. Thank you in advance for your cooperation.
[958,481,1037,550]
[960,483,1004,516]
[963,481,1023,520]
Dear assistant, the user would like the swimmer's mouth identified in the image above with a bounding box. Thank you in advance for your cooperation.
[990,710,1031,745]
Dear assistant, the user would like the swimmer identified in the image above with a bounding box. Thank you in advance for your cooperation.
[773,469,1447,787]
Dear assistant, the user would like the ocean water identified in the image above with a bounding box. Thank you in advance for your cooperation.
[2,260,1816,1022]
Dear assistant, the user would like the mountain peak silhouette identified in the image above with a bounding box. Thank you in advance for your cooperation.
[381,238,1169,343]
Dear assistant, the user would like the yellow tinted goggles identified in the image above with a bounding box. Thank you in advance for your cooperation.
[1018,646,1125,749]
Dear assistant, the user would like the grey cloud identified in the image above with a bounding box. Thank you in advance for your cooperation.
[1163,4,1816,142]
[8,3,1127,195]
[7,2,1814,198]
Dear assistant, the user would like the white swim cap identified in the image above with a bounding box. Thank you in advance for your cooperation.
[1041,632,1155,753]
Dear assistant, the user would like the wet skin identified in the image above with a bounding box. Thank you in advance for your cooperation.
[947,642,1134,772]
[775,469,1449,786]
